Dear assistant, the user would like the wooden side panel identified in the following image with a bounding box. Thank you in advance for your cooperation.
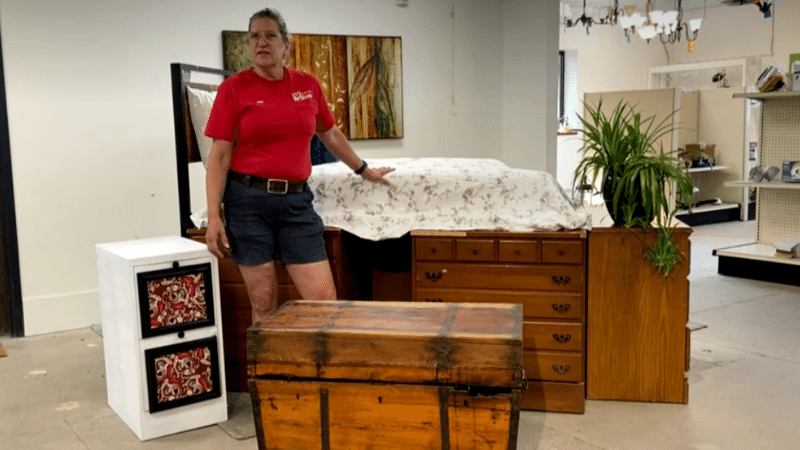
[327,383,441,449]
[586,227,691,403]
[249,379,322,450]
[250,378,518,450]
[449,390,518,450]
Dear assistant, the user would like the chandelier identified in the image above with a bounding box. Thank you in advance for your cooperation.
[562,1,703,52]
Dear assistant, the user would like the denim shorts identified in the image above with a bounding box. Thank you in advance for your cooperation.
[222,177,327,266]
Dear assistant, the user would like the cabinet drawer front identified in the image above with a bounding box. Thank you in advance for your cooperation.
[498,240,540,263]
[414,238,454,260]
[541,240,584,264]
[524,350,582,383]
[414,288,583,319]
[523,321,582,352]
[456,239,496,262]
[415,263,584,292]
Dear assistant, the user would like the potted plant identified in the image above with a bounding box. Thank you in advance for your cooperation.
[574,99,693,277]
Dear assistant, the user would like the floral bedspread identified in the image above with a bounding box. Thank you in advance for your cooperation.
[308,158,591,241]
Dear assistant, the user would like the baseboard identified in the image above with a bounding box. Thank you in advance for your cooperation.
[23,290,100,336]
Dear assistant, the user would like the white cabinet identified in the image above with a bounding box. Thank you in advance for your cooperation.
[716,92,800,285]
[95,236,227,440]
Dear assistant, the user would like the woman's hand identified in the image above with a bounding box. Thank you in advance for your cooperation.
[361,166,395,186]
[205,216,230,259]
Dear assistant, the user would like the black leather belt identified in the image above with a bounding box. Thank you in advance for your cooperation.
[229,171,306,194]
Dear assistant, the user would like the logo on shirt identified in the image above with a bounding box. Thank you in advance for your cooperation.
[292,90,313,102]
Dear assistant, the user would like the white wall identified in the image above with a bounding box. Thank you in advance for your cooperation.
[1,0,558,335]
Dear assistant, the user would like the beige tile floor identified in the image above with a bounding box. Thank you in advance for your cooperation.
[1,220,798,449]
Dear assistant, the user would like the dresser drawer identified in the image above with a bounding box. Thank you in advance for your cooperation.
[498,240,540,263]
[523,321,582,352]
[524,350,583,383]
[414,238,454,260]
[541,240,584,264]
[414,288,583,319]
[415,262,584,292]
[455,239,495,262]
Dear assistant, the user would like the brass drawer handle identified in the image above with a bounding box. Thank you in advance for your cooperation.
[472,249,478,255]
[552,364,571,374]
[552,333,572,343]
[430,248,437,254]
[552,303,571,313]
[424,298,443,302]
[552,275,571,286]
[425,272,443,282]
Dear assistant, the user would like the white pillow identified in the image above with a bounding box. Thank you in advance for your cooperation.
[186,85,216,168]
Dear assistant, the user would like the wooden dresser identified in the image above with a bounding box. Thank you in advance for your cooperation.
[188,227,369,392]
[410,230,587,413]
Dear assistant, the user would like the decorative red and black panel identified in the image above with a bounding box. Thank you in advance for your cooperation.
[137,263,215,338]
[144,337,222,413]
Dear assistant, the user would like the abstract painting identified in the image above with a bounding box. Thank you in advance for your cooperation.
[222,31,403,140]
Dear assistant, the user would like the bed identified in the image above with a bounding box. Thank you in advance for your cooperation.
[170,63,591,402]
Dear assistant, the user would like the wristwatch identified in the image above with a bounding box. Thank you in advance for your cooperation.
[355,160,368,175]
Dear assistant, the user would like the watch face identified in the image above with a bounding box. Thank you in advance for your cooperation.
[137,263,215,338]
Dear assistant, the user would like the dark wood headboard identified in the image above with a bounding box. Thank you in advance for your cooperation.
[170,62,339,237]
[171,63,232,236]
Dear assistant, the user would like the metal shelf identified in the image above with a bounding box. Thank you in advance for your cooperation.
[724,180,800,189]
[687,165,728,173]
[714,243,800,267]
[732,91,800,100]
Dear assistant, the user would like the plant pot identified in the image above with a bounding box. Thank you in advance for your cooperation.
[602,173,652,225]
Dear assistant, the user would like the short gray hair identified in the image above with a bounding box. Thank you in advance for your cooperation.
[249,8,290,45]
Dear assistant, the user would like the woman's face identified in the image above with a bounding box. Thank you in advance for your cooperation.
[248,18,288,70]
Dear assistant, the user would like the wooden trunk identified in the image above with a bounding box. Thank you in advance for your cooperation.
[248,300,523,450]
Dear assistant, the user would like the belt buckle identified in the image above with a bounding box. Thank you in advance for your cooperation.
[266,179,289,194]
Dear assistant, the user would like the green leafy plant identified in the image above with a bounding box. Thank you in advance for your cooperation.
[574,99,693,277]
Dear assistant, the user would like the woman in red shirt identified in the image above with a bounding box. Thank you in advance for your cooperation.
[204,8,393,324]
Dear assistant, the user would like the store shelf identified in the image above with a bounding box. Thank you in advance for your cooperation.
[732,91,800,100]
[714,243,800,266]
[724,180,800,189]
[677,203,739,215]
[687,165,728,173]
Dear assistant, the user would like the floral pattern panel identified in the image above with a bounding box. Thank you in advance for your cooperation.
[137,264,215,338]
[145,338,221,413]
[308,158,592,241]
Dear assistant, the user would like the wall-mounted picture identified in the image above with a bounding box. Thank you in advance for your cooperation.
[144,337,221,413]
[136,263,215,338]
[222,31,403,140]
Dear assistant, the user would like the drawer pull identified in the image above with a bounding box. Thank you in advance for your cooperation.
[425,272,443,282]
[515,249,521,255]
[430,248,437,254]
[552,333,572,343]
[552,303,571,313]
[552,364,571,374]
[472,249,478,255]
[558,250,565,256]
[552,275,571,286]
[424,298,443,302]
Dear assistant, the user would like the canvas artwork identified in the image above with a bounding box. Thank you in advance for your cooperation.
[222,31,403,140]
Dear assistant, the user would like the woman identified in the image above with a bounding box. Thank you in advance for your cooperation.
[204,8,393,324]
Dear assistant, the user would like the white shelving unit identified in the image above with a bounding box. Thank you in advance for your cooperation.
[715,91,800,284]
